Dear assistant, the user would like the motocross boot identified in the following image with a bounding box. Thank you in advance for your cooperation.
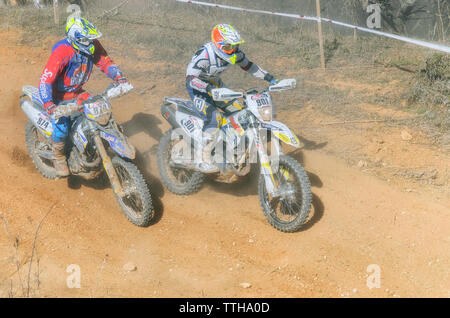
[52,141,70,177]
[195,133,219,174]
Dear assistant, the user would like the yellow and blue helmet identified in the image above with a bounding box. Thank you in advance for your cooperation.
[66,17,102,55]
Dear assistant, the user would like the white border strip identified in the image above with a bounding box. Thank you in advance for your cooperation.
[176,0,450,54]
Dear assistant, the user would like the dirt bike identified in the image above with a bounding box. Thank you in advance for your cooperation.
[20,83,154,227]
[157,79,312,232]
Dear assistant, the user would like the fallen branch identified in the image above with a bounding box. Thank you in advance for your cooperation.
[374,60,418,73]
[96,0,130,19]
[26,203,56,298]
[322,114,425,126]
[0,212,24,296]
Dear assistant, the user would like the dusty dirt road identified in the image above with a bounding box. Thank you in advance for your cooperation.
[0,29,448,298]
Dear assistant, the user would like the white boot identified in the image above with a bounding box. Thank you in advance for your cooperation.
[194,132,218,173]
[196,140,218,173]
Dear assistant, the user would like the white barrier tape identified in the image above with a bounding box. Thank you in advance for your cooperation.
[176,0,450,54]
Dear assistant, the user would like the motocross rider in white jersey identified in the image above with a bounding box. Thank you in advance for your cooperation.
[185,24,279,173]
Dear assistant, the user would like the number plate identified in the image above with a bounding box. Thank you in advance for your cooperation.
[182,118,196,133]
[86,100,111,118]
[36,116,51,130]
[247,93,272,108]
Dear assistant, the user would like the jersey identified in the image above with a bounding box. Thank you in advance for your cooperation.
[38,38,122,110]
[186,42,272,93]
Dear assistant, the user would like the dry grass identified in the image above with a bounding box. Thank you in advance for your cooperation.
[0,0,448,138]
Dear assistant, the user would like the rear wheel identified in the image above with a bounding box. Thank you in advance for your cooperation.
[258,155,312,233]
[111,156,154,227]
[157,130,205,195]
[25,120,57,179]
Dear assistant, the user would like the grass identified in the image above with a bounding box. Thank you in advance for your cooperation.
[0,0,448,137]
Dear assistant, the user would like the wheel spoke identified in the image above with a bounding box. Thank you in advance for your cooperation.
[263,161,306,224]
[166,140,194,186]
[115,164,144,215]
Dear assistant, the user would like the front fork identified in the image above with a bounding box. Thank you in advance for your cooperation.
[253,127,281,196]
[92,131,125,197]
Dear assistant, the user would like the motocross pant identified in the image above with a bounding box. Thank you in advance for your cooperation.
[51,90,92,143]
[185,81,223,133]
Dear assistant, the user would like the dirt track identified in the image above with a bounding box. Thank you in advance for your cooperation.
[0,29,449,298]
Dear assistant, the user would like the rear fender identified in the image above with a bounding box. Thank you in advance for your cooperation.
[21,98,53,137]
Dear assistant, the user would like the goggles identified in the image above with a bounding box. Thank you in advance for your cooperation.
[78,37,93,46]
[221,43,240,53]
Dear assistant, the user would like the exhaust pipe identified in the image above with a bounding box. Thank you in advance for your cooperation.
[161,103,180,129]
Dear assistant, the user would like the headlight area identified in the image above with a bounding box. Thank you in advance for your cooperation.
[258,106,273,122]
[84,99,112,126]
[95,113,112,126]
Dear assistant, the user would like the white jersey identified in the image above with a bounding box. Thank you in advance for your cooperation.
[186,42,270,93]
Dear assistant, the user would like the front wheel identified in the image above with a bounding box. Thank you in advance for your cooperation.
[258,155,312,233]
[111,156,154,227]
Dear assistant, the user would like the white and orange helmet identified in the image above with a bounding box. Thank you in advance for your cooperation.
[211,24,245,64]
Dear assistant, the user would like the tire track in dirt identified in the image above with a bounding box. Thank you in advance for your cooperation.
[0,29,448,298]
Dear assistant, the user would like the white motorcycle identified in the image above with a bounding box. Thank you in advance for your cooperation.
[157,79,312,232]
[20,83,154,227]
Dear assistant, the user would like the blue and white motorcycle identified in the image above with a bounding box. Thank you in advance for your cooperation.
[158,79,312,232]
[20,84,154,227]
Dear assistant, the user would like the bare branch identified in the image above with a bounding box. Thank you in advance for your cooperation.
[26,203,56,298]
[0,213,24,296]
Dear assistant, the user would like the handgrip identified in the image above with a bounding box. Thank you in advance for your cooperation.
[51,103,82,120]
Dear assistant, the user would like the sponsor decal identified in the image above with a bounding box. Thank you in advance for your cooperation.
[191,79,207,90]
[251,93,268,100]
[260,123,281,130]
[182,117,196,133]
[194,97,205,112]
[39,84,49,99]
[39,68,53,85]
[229,116,243,135]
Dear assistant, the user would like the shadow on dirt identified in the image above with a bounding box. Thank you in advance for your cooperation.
[290,136,328,159]
[121,112,164,142]
[298,193,325,232]
[307,171,323,188]
[205,164,259,197]
[301,137,328,151]
[66,150,166,227]
[67,173,110,191]
[287,149,323,188]
[133,149,165,226]
[207,167,325,232]
[118,111,166,225]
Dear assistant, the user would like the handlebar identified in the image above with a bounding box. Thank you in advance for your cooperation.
[50,82,134,120]
[211,78,296,102]
[51,103,83,120]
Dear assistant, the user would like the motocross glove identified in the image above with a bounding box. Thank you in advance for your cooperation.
[114,76,128,85]
[106,81,134,99]
[44,102,57,115]
[264,73,279,85]
[270,78,280,85]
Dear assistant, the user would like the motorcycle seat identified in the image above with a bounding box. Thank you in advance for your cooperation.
[164,97,199,118]
[177,102,200,118]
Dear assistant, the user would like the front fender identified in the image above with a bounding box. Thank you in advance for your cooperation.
[261,121,300,148]
[100,130,136,160]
